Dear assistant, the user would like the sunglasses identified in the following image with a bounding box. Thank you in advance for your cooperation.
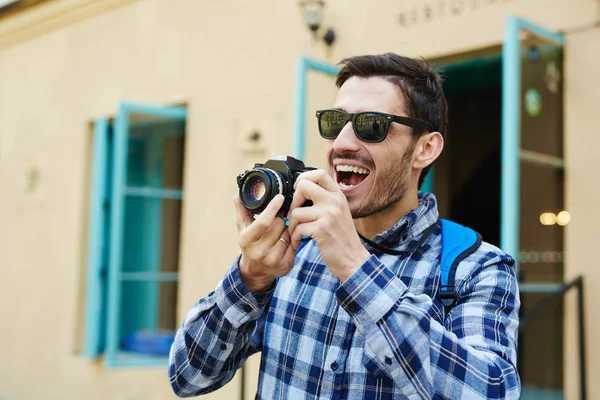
[316,109,433,143]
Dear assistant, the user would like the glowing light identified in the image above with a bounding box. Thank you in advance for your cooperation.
[557,211,571,226]
[540,212,557,226]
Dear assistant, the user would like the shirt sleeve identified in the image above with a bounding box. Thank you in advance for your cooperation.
[336,251,521,399]
[168,255,275,397]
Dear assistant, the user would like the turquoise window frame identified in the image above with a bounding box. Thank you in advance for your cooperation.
[83,102,187,368]
[501,16,564,293]
[294,56,340,160]
[83,117,112,358]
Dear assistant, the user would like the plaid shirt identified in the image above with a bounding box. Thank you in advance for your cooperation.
[169,193,521,399]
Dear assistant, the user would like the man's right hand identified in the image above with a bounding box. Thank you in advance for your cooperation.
[234,194,295,293]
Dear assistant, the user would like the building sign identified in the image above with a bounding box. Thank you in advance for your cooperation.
[398,0,516,28]
[383,0,595,57]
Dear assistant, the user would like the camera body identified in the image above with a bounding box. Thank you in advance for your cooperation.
[237,155,316,217]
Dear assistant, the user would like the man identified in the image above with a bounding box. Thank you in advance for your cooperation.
[169,53,521,399]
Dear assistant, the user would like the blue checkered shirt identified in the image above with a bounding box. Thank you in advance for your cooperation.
[169,193,521,399]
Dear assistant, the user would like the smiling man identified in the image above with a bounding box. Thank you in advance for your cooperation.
[168,53,521,399]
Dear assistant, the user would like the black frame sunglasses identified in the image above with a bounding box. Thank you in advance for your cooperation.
[316,109,433,143]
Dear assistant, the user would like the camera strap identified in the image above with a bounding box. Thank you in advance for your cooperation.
[357,222,437,256]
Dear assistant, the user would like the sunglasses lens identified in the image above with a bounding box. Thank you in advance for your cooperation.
[319,110,347,139]
[355,113,389,142]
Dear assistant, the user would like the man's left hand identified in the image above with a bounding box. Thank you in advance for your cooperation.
[286,169,371,282]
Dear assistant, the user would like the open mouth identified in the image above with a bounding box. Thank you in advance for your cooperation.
[335,165,370,188]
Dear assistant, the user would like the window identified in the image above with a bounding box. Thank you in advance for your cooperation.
[83,102,186,367]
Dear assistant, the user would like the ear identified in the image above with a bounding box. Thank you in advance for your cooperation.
[413,132,444,169]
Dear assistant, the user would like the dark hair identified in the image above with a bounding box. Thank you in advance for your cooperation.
[335,53,447,188]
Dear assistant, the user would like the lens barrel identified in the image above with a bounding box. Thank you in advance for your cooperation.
[238,168,283,214]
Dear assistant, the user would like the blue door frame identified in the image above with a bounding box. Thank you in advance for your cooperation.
[501,16,564,292]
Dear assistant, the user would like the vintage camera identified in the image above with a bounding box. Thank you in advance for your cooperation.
[237,155,316,217]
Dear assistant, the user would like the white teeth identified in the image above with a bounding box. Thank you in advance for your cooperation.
[339,182,354,188]
[335,165,369,174]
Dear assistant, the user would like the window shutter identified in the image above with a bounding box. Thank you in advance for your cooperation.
[82,118,111,358]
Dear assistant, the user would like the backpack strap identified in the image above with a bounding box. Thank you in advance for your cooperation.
[439,219,482,313]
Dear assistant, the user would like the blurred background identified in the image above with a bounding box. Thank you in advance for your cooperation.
[0,0,598,399]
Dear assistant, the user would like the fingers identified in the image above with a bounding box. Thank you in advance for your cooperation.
[239,209,289,273]
[234,195,255,231]
[258,215,288,250]
[238,194,285,243]
[287,203,322,237]
[289,221,315,250]
[286,169,348,248]
[288,169,342,217]
[282,242,296,266]
[263,230,293,266]
[295,169,339,192]
[288,179,328,215]
[276,235,290,247]
[234,193,296,289]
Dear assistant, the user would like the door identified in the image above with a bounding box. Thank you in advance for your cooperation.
[501,16,566,398]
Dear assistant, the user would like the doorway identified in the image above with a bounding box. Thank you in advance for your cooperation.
[433,54,503,247]
[433,51,565,399]
[295,36,568,396]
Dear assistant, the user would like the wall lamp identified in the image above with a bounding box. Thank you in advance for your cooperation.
[299,0,336,47]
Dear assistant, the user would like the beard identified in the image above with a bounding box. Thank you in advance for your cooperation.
[333,139,416,219]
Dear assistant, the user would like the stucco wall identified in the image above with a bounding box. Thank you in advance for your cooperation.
[0,0,598,398]
[563,26,600,400]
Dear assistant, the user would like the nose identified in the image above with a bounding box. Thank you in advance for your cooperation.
[331,121,361,153]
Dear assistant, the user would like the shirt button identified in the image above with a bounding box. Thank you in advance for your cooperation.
[385,356,393,365]
[243,304,252,313]
[330,361,339,371]
[219,343,227,351]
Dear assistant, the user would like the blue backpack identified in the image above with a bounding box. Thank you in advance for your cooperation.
[438,219,482,312]
[296,219,482,314]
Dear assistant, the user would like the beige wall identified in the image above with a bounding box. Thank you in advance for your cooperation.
[564,26,600,400]
[0,0,599,399]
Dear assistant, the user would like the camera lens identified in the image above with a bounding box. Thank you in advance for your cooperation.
[245,176,267,202]
[239,168,283,214]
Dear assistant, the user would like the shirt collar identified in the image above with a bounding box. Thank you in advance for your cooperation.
[365,192,439,252]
